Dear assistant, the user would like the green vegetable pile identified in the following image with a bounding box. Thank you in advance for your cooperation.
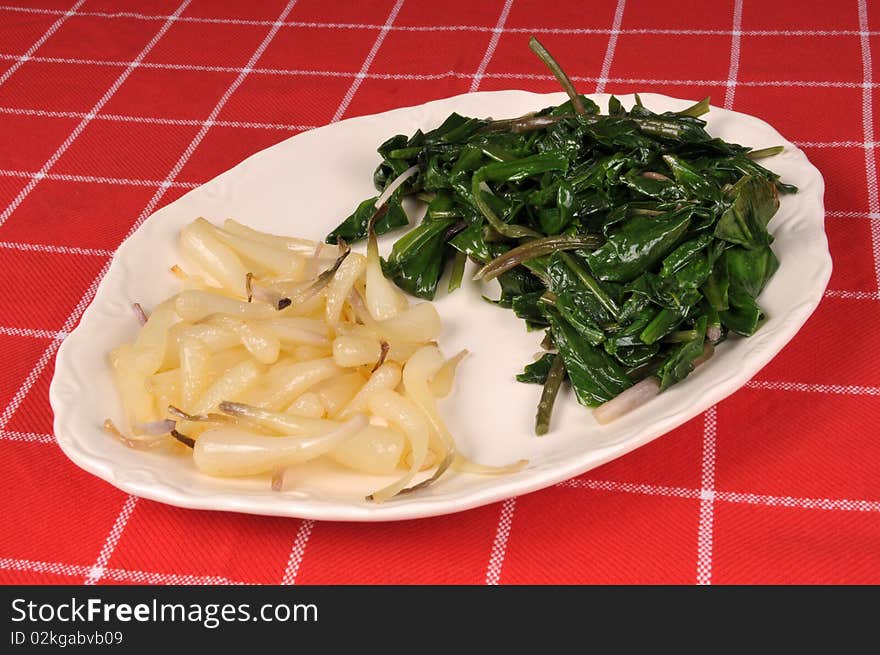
[327,38,795,434]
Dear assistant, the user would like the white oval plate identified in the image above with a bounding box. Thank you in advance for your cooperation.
[50,91,829,521]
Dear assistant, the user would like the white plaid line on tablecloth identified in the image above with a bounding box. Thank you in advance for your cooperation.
[693,0,743,587]
[481,0,631,584]
[859,1,880,293]
[275,0,407,579]
[792,141,868,147]
[485,498,517,586]
[98,568,246,585]
[2,104,874,150]
[558,478,880,513]
[281,520,315,585]
[4,4,880,37]
[0,557,247,585]
[696,407,718,585]
[823,289,880,299]
[0,557,89,579]
[1,3,880,577]
[0,106,317,131]
[0,430,56,444]
[745,380,880,395]
[723,0,743,108]
[0,326,66,340]
[0,0,86,87]
[0,240,112,257]
[84,495,139,586]
[3,52,880,89]
[558,478,700,498]
[75,1,301,585]
[595,0,627,94]
[828,210,880,218]
[0,2,195,432]
[0,3,193,229]
[329,0,404,123]
[469,0,513,93]
[0,168,199,188]
[713,490,880,513]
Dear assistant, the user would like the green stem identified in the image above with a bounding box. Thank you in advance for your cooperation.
[535,354,566,435]
[448,250,467,293]
[388,146,423,159]
[474,234,603,281]
[529,37,586,116]
[663,329,698,343]
[487,105,699,141]
[472,176,540,239]
[640,308,683,345]
[470,155,568,239]
[481,113,573,134]
[747,146,785,160]
[676,97,711,118]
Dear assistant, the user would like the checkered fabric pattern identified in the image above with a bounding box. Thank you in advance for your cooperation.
[0,0,878,586]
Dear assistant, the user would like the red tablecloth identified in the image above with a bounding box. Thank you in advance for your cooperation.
[1,0,878,586]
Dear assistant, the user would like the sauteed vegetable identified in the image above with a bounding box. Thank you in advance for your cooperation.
[328,37,794,433]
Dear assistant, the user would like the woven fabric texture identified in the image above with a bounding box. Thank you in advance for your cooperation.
[0,0,878,585]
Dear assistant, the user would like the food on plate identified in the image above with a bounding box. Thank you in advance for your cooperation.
[106,218,523,502]
[328,37,796,433]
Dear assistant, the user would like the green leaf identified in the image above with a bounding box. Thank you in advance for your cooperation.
[720,286,764,336]
[640,306,687,345]
[448,225,500,264]
[545,308,631,407]
[448,250,467,293]
[326,192,409,244]
[585,207,692,282]
[621,169,685,201]
[714,175,779,248]
[662,154,719,199]
[424,113,486,144]
[383,218,458,299]
[608,95,625,116]
[702,262,730,311]
[552,252,621,319]
[511,291,548,327]
[516,353,557,384]
[606,304,656,349]
[425,190,460,221]
[495,266,545,305]
[377,134,409,159]
[660,233,713,277]
[542,95,600,116]
[724,245,779,298]
[537,180,576,234]
[657,315,707,390]
[610,343,660,368]
[617,278,653,324]
[323,47,795,425]
[423,154,452,189]
[555,290,607,345]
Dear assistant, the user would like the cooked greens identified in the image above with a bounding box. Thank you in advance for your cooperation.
[327,37,794,433]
